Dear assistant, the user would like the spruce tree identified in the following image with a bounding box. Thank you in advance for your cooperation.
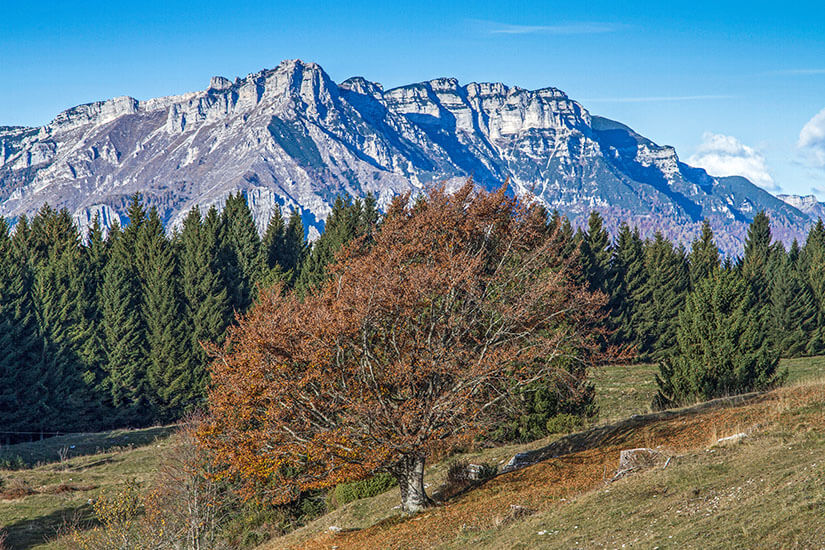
[740,211,772,303]
[138,207,192,420]
[636,233,689,361]
[0,219,49,434]
[75,214,109,403]
[802,219,825,355]
[296,195,365,294]
[259,206,288,288]
[578,211,611,293]
[220,192,261,311]
[177,205,231,399]
[654,269,784,409]
[769,241,817,357]
[29,207,90,431]
[607,224,648,349]
[273,209,306,287]
[688,220,720,288]
[100,224,150,425]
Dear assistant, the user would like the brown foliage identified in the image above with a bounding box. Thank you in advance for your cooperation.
[199,183,608,509]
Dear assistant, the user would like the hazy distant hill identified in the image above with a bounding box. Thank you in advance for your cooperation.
[0,59,814,253]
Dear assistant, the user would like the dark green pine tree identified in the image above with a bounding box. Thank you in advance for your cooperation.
[578,211,611,293]
[29,207,92,431]
[177,205,231,399]
[136,207,193,420]
[636,233,690,361]
[296,195,367,294]
[802,219,825,355]
[769,240,817,358]
[547,210,577,261]
[272,209,306,287]
[607,224,648,349]
[740,211,773,303]
[654,269,784,409]
[74,214,109,404]
[100,223,151,425]
[688,220,720,289]
[259,206,288,288]
[0,218,49,434]
[219,192,261,312]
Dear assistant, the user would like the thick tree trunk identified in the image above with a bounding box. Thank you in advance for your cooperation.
[394,454,432,514]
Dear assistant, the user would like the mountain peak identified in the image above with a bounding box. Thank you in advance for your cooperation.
[0,59,813,254]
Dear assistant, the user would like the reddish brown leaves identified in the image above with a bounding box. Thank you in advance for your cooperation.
[199,182,607,504]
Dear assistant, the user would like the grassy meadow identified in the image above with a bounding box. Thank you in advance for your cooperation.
[1,357,823,549]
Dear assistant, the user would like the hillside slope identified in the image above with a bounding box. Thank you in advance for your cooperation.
[266,375,825,549]
[0,60,812,253]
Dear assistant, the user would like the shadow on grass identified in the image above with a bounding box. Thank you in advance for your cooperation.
[502,391,769,473]
[3,501,94,550]
[0,425,177,468]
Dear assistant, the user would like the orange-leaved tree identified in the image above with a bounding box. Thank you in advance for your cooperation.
[199,183,607,513]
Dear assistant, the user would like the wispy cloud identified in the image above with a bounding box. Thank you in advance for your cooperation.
[580,95,735,103]
[689,132,779,192]
[473,19,626,35]
[761,68,825,76]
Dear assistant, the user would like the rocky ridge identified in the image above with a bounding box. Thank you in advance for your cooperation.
[0,59,813,252]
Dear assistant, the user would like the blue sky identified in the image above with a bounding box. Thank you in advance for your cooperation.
[2,0,824,197]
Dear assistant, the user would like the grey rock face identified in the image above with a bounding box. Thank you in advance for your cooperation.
[0,59,812,252]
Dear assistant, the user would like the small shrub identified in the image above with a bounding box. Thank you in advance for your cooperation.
[0,477,35,500]
[545,413,585,434]
[330,473,397,509]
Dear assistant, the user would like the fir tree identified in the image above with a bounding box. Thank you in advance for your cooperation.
[740,211,772,303]
[769,241,817,357]
[578,211,611,293]
[654,269,784,409]
[688,220,720,288]
[802,219,825,355]
[296,195,367,293]
[636,233,689,361]
[259,206,288,288]
[0,219,49,434]
[100,225,150,425]
[220,192,261,311]
[607,224,648,349]
[177,206,231,399]
[138,207,192,420]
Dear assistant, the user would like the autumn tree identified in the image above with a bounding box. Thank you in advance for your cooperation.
[200,183,607,514]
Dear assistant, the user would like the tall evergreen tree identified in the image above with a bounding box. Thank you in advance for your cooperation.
[29,207,91,431]
[688,220,720,288]
[177,206,231,400]
[220,192,261,311]
[137,207,192,420]
[296,195,370,293]
[578,211,611,293]
[0,218,49,434]
[654,269,784,409]
[259,206,288,288]
[272,209,306,287]
[607,224,648,349]
[100,224,150,425]
[636,233,689,361]
[769,241,817,357]
[74,214,109,402]
[802,219,825,355]
[740,211,773,303]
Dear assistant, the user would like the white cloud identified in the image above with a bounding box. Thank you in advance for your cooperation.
[473,20,625,35]
[798,108,825,168]
[688,133,778,191]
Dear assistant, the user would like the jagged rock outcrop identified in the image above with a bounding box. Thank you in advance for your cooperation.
[0,59,812,252]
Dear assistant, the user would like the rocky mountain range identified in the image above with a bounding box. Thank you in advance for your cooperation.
[0,59,818,253]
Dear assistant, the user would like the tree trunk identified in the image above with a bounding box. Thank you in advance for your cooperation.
[394,454,432,514]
